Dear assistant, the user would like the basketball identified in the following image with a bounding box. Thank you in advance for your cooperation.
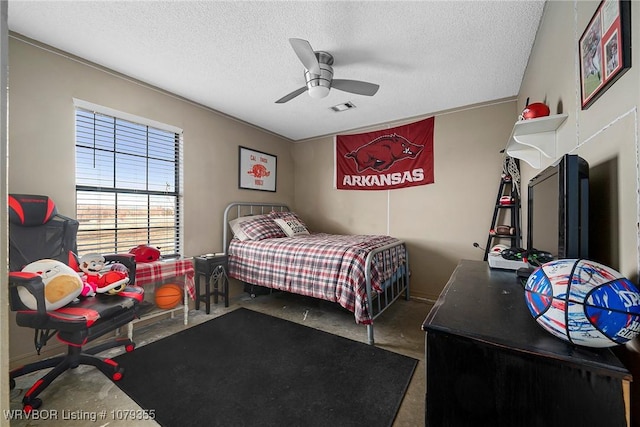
[524,259,640,348]
[155,284,183,309]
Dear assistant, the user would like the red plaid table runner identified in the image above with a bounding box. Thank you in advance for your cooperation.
[134,258,195,300]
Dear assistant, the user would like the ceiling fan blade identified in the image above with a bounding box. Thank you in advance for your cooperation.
[275,86,308,104]
[332,79,380,96]
[289,38,321,75]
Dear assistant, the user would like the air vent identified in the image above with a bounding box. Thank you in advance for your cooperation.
[330,102,356,112]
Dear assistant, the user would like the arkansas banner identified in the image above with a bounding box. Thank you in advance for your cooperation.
[335,117,434,190]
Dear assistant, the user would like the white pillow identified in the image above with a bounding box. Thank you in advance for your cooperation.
[274,215,310,237]
[229,214,266,241]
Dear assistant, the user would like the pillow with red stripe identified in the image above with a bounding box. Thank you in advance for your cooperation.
[238,215,287,241]
[229,214,267,241]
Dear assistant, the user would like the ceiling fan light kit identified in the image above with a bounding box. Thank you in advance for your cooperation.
[276,38,380,104]
[304,54,333,99]
[308,85,330,99]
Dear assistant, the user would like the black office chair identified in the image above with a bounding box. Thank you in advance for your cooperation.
[7,194,144,413]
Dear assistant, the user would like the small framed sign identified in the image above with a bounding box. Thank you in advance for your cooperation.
[238,146,277,192]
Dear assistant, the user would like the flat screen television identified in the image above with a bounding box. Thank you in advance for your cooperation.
[527,154,589,260]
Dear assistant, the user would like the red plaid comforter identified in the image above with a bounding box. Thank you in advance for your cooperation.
[228,233,406,324]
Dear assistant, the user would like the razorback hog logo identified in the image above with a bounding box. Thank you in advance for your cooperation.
[345,133,423,173]
[248,164,270,179]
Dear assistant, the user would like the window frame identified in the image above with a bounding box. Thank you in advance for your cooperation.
[73,99,184,257]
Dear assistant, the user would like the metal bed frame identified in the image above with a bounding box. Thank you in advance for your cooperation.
[222,202,410,345]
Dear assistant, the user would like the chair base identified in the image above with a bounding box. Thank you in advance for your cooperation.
[10,337,135,413]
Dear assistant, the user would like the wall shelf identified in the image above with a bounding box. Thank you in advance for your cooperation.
[505,114,568,168]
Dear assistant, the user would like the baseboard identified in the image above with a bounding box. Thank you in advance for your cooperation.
[10,343,66,371]
[9,331,127,371]
[409,295,437,304]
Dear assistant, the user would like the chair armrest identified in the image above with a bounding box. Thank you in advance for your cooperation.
[103,253,137,286]
[8,271,47,314]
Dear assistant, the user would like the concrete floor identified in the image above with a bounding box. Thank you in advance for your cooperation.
[9,292,432,426]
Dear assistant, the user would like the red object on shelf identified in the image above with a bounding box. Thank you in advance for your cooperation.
[521,102,550,120]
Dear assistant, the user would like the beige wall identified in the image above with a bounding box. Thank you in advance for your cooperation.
[7,35,294,363]
[518,1,640,416]
[8,36,295,256]
[292,100,517,300]
[518,0,640,281]
[1,1,9,421]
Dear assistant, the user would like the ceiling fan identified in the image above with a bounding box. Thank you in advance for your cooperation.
[275,38,380,104]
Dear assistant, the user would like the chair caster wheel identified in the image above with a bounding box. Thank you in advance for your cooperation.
[24,398,42,413]
[112,368,125,381]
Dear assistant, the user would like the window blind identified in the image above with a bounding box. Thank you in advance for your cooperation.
[75,107,183,257]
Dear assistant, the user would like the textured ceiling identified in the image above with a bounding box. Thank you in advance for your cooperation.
[7,1,545,141]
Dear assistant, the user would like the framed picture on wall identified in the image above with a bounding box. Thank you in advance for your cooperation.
[238,146,277,192]
[579,0,631,109]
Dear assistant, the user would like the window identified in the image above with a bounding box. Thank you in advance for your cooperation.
[75,103,183,257]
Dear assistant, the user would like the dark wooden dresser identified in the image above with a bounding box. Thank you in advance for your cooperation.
[422,259,631,427]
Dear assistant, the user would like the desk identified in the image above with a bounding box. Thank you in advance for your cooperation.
[422,259,631,427]
[128,258,195,338]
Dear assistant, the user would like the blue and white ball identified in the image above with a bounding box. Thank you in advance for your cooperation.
[524,259,640,348]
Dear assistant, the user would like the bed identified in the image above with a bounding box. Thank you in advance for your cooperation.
[222,202,410,345]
